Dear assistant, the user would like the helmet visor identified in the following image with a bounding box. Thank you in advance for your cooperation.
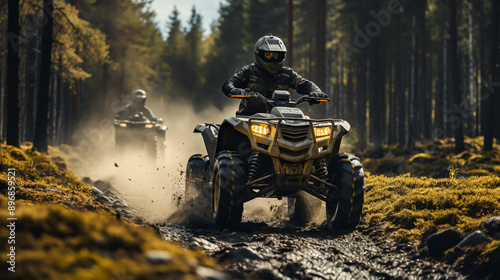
[259,51,285,63]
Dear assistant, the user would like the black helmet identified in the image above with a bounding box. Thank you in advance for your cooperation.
[131,89,146,105]
[254,34,287,74]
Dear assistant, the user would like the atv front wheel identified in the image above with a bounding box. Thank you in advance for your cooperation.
[326,153,365,230]
[185,154,212,224]
[212,151,246,228]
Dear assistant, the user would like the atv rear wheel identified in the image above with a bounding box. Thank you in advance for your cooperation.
[185,154,212,224]
[326,153,365,230]
[212,151,246,228]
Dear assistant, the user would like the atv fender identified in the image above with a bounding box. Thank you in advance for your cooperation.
[215,118,252,161]
[331,120,350,156]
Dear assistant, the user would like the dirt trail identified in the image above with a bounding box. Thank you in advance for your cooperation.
[157,220,466,280]
[87,173,465,279]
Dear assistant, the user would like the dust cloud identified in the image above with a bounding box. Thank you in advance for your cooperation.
[69,98,289,224]
[68,98,232,222]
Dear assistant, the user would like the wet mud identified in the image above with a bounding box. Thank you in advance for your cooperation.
[158,221,466,280]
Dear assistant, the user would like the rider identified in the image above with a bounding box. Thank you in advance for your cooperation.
[115,89,157,121]
[222,34,328,115]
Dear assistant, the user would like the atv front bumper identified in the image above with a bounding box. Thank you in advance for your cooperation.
[246,117,349,162]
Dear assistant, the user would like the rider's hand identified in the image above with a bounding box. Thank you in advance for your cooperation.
[249,93,267,103]
[310,92,328,99]
[230,88,246,97]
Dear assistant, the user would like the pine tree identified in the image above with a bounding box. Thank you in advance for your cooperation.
[184,6,205,107]
[163,7,187,98]
[447,0,465,153]
[33,0,54,152]
[6,0,20,147]
[204,0,249,108]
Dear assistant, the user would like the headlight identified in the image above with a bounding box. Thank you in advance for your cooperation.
[145,124,154,128]
[251,123,271,136]
[119,123,127,128]
[314,126,331,138]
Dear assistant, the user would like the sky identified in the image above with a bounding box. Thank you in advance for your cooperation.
[150,0,223,38]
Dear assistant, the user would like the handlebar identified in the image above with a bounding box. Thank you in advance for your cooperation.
[229,88,257,99]
[295,96,330,105]
[229,94,250,98]
[230,91,329,107]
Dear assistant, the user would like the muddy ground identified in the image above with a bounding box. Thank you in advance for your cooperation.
[90,179,466,280]
[158,222,466,280]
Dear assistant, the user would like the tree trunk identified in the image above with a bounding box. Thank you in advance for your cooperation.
[23,27,37,142]
[419,0,431,139]
[315,0,326,117]
[425,49,433,138]
[447,0,465,153]
[6,0,20,147]
[416,0,426,140]
[435,20,445,138]
[55,65,64,145]
[388,60,396,144]
[356,5,368,150]
[0,30,4,141]
[408,14,417,147]
[346,60,354,121]
[483,0,499,151]
[30,26,42,141]
[443,18,451,138]
[50,62,58,145]
[395,18,406,147]
[33,0,54,153]
[337,57,343,118]
[287,0,293,68]
[467,0,475,137]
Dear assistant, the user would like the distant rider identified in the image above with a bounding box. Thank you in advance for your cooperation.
[115,89,157,121]
[222,34,328,115]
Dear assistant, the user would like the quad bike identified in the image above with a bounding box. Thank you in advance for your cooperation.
[114,113,167,160]
[185,90,365,229]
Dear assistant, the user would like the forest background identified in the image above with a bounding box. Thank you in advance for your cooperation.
[1,0,499,153]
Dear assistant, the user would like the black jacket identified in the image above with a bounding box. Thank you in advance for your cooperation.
[222,63,321,115]
[115,104,157,122]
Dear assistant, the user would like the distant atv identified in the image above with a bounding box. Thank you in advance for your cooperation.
[114,113,167,160]
[185,90,365,229]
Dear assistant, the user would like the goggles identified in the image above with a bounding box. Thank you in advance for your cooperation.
[260,51,285,63]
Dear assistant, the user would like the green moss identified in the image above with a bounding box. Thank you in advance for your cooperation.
[0,194,216,279]
[364,173,500,278]
[0,144,219,279]
[364,175,500,241]
[1,143,107,212]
